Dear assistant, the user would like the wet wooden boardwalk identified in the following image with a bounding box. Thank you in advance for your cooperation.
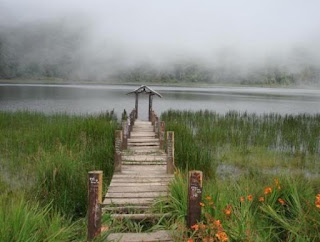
[103,120,173,241]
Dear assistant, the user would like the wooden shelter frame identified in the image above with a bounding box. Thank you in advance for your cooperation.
[127,85,162,120]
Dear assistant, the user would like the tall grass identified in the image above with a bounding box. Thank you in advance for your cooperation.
[157,110,320,240]
[0,194,79,242]
[162,110,320,176]
[155,172,320,241]
[0,111,117,217]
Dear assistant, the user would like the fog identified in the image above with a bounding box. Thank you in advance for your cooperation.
[1,0,320,84]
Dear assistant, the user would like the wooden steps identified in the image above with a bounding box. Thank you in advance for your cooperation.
[103,119,173,241]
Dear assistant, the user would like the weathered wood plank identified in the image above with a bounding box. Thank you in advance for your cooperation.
[107,186,168,193]
[128,142,160,147]
[103,198,155,205]
[112,174,174,179]
[110,182,169,187]
[132,128,154,132]
[122,161,167,165]
[111,177,172,183]
[106,192,167,198]
[102,205,150,213]
[128,138,159,142]
[130,132,155,137]
[107,230,172,242]
[111,213,170,220]
[128,146,160,151]
[122,155,166,161]
[122,164,166,169]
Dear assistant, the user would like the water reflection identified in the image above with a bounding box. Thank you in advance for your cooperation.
[0,84,319,119]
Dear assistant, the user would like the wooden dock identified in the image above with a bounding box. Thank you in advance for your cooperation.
[103,120,174,241]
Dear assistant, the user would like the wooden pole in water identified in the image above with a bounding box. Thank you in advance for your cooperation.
[87,171,103,241]
[166,131,175,174]
[187,170,203,229]
[159,121,165,149]
[114,130,122,172]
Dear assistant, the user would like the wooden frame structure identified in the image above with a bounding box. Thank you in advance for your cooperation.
[127,85,162,120]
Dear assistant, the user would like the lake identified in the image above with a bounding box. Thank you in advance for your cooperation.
[0,84,319,119]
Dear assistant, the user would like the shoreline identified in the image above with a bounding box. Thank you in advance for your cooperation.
[1,78,319,90]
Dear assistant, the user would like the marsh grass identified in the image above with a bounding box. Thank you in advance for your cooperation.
[158,110,320,240]
[162,110,320,176]
[0,193,80,242]
[0,111,117,240]
[154,172,320,241]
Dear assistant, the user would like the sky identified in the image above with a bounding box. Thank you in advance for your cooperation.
[1,0,320,74]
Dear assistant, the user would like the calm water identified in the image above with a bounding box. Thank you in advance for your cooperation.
[0,84,319,119]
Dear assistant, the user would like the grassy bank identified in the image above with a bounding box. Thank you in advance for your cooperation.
[157,110,320,240]
[0,111,118,241]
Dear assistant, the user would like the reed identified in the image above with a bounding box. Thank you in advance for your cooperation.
[0,193,80,242]
[0,111,117,217]
[162,110,320,176]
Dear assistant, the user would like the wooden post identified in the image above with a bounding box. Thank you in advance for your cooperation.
[127,117,131,138]
[187,171,203,229]
[122,121,128,150]
[87,171,103,241]
[153,115,157,132]
[159,121,165,149]
[155,117,159,138]
[114,130,122,172]
[135,93,139,119]
[166,131,175,174]
[152,111,155,126]
[148,94,153,121]
[130,109,136,127]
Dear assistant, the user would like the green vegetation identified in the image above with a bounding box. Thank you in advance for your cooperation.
[162,110,320,176]
[1,110,319,240]
[156,172,320,241]
[0,111,118,241]
[154,110,320,241]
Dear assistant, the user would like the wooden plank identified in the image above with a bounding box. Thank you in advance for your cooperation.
[120,169,166,173]
[130,132,155,137]
[107,186,168,193]
[111,213,170,220]
[122,161,166,165]
[103,198,155,205]
[111,177,172,183]
[102,205,150,213]
[110,182,169,187]
[107,230,172,242]
[112,174,174,178]
[128,138,159,142]
[122,165,166,171]
[106,192,167,198]
[128,147,160,152]
[128,142,159,146]
[132,128,154,132]
[122,155,166,161]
